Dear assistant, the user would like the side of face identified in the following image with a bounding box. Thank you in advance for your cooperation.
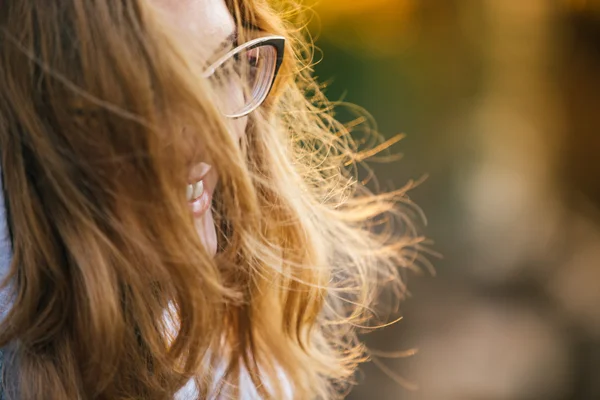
[150,0,247,255]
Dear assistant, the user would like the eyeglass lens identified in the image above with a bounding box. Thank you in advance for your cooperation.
[209,44,278,118]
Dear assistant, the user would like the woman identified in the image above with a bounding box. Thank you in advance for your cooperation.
[0,0,418,398]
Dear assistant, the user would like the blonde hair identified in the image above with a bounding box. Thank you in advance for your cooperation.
[0,0,422,399]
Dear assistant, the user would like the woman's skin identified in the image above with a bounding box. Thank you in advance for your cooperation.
[153,0,248,255]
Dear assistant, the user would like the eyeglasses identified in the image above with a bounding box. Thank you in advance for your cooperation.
[202,35,285,119]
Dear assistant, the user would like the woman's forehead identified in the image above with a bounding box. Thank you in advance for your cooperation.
[151,0,236,59]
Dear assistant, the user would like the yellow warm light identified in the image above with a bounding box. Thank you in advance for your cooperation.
[314,0,413,17]
[309,0,417,56]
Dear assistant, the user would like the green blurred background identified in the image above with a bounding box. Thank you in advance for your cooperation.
[309,1,600,399]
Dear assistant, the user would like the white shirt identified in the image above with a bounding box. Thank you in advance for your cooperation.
[0,165,13,321]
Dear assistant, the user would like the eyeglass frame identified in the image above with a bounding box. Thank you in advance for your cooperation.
[201,35,286,119]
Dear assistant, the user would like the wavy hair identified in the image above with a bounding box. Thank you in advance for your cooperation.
[0,0,423,398]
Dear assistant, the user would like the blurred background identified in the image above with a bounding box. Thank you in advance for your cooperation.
[307,1,600,399]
